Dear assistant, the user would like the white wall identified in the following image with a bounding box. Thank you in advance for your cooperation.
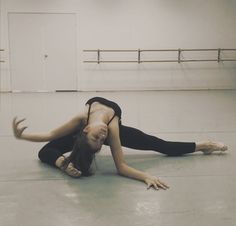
[1,0,236,91]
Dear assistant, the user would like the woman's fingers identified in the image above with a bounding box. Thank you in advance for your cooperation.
[13,117,24,130]
[146,177,170,190]
[153,183,159,190]
[12,118,19,136]
[20,126,28,134]
[12,117,18,129]
[155,179,169,190]
[15,118,26,126]
[147,182,159,190]
[12,117,27,138]
[13,117,25,126]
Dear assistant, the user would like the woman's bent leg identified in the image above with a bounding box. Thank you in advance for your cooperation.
[38,134,75,166]
[38,146,66,166]
[119,125,196,156]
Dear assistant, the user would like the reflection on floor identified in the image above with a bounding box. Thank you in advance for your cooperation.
[0,90,235,226]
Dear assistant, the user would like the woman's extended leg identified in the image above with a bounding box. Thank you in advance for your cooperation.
[119,125,195,156]
[118,125,227,156]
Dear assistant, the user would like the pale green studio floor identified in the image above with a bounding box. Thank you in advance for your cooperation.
[0,90,235,226]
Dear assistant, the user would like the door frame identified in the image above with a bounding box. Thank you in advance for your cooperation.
[8,11,78,92]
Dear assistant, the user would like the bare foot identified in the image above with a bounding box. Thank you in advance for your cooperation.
[197,141,228,155]
[55,156,82,178]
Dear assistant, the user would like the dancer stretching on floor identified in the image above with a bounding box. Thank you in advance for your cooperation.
[12,97,228,190]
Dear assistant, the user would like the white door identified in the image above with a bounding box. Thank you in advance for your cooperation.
[9,13,77,92]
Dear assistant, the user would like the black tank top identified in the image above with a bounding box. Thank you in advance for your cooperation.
[85,97,122,125]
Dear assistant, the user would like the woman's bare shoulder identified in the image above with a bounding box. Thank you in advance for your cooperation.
[107,117,121,143]
[108,116,120,130]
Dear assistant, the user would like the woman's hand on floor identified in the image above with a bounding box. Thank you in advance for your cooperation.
[12,117,27,139]
[145,176,169,190]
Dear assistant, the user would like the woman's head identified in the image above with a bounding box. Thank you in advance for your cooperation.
[83,122,108,152]
[65,120,108,176]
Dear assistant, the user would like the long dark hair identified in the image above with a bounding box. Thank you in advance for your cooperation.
[62,120,96,176]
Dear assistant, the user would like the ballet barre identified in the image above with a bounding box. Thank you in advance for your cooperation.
[83,48,236,64]
[0,49,5,63]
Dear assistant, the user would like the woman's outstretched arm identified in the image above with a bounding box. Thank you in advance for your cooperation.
[107,118,169,190]
[12,113,85,142]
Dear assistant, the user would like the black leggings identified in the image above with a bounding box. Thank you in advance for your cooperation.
[38,124,196,166]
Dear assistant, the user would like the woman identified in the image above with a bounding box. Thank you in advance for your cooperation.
[12,97,228,190]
